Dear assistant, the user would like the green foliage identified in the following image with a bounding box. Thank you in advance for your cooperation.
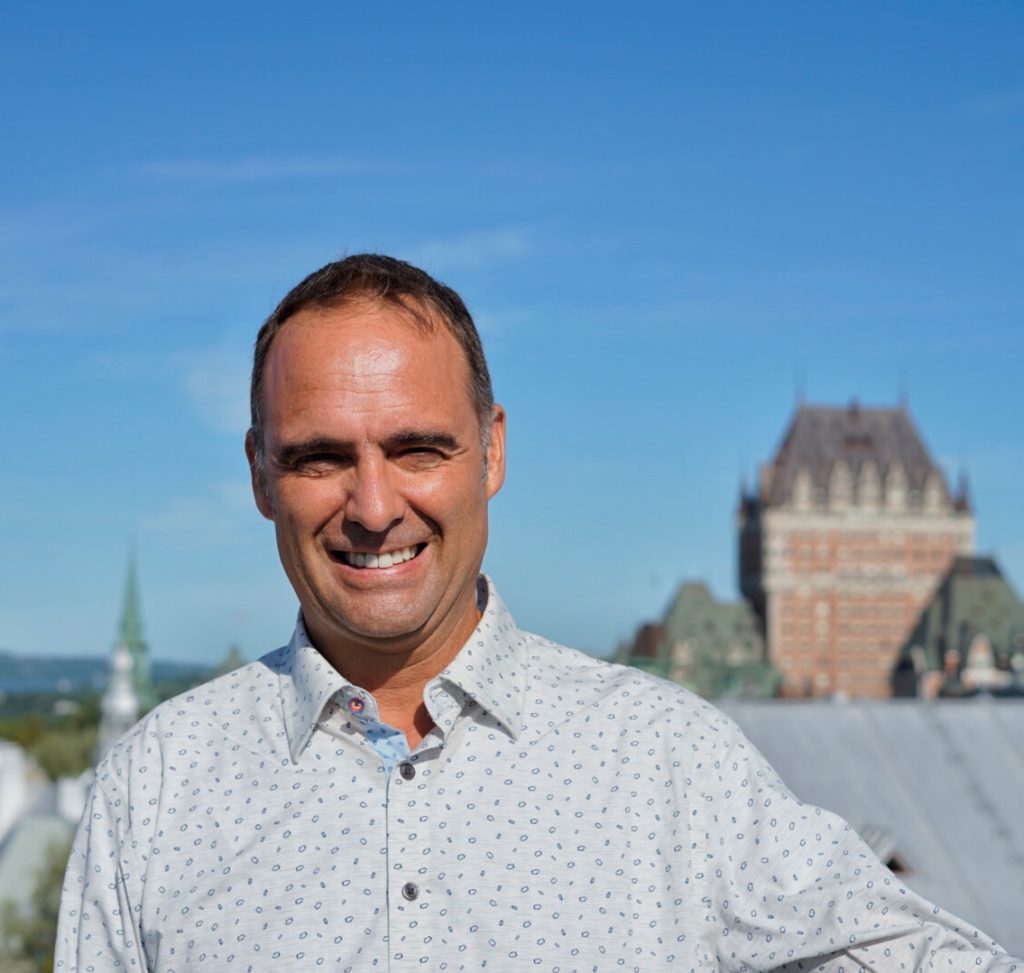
[28,729,98,782]
[0,838,71,973]
[65,695,101,730]
[0,694,101,782]
[0,714,47,751]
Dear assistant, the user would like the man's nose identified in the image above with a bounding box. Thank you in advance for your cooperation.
[343,456,405,533]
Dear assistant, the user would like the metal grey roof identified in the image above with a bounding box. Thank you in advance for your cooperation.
[720,697,1024,955]
[760,402,951,508]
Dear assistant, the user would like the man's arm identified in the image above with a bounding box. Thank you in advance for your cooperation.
[694,713,1020,972]
[55,761,148,971]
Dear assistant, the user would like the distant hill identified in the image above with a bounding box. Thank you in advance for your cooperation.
[0,651,211,695]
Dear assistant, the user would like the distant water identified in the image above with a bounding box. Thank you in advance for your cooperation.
[0,652,210,695]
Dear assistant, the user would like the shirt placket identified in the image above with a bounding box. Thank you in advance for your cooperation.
[387,683,463,971]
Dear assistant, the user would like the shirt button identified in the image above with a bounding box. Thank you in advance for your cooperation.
[399,761,416,780]
[348,696,366,715]
[401,882,419,901]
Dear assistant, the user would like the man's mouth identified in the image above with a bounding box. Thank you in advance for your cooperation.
[333,544,426,569]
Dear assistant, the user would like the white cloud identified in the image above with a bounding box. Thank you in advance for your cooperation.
[138,156,384,183]
[141,481,254,550]
[181,343,251,434]
[409,228,531,273]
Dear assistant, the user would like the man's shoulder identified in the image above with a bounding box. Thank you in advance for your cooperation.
[152,645,290,722]
[520,630,738,734]
[99,646,294,777]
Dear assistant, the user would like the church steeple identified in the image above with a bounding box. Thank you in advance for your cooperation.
[119,557,144,648]
[95,644,139,762]
[116,556,156,711]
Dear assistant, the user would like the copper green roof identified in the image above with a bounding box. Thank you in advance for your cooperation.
[621,582,778,699]
[119,557,145,649]
[114,556,155,711]
[897,556,1024,672]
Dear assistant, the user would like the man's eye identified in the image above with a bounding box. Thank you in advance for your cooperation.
[293,454,346,471]
[397,448,445,465]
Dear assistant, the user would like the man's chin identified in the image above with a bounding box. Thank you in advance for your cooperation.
[312,597,436,652]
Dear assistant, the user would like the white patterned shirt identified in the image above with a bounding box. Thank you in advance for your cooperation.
[57,578,1017,972]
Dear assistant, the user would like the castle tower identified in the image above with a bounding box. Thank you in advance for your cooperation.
[116,557,156,711]
[738,402,974,698]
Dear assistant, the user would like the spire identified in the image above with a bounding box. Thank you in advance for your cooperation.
[954,469,972,513]
[119,556,144,649]
[736,476,747,519]
[898,365,909,411]
[737,474,757,518]
[115,555,156,712]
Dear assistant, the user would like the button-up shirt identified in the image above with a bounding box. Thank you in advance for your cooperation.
[57,579,1017,972]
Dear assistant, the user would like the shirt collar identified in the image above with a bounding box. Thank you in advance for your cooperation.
[279,615,350,764]
[278,575,528,763]
[434,577,526,742]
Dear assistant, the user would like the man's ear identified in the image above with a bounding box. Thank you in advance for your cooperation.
[245,429,275,521]
[485,405,507,500]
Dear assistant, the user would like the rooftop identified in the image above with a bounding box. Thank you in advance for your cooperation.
[757,402,963,510]
[721,696,1024,955]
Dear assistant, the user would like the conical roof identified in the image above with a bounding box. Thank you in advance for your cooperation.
[114,556,155,712]
[119,557,145,649]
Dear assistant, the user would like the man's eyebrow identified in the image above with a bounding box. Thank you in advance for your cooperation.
[273,431,463,466]
[385,430,462,451]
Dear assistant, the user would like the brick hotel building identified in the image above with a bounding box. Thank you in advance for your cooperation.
[738,402,973,698]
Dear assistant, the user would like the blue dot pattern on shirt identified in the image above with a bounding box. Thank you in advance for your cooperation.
[56,578,1018,972]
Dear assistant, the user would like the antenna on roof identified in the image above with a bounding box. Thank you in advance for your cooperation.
[898,364,908,410]
[795,364,805,407]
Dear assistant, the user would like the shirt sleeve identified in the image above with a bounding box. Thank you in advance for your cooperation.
[695,713,1020,973]
[55,760,148,971]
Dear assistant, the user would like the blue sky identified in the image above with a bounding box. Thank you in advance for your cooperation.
[2,2,1022,665]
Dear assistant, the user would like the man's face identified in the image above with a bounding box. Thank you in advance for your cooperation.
[246,300,505,666]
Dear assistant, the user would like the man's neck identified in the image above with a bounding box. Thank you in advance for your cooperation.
[306,598,484,749]
[348,643,466,749]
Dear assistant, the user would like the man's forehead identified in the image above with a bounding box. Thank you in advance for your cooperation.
[284,294,440,338]
[262,300,473,413]
[268,300,460,373]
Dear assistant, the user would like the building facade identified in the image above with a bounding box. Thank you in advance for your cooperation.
[739,402,974,698]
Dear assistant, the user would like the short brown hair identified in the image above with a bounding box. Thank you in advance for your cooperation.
[249,253,494,466]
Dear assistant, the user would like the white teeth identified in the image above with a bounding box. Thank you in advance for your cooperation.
[342,545,419,569]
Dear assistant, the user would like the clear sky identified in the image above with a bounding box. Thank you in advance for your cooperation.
[2,2,1022,665]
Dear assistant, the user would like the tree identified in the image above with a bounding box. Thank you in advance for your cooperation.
[28,729,97,782]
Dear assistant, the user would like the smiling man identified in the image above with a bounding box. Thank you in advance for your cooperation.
[246,284,505,748]
[57,255,1018,972]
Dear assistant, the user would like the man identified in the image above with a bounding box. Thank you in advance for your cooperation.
[57,255,1017,971]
